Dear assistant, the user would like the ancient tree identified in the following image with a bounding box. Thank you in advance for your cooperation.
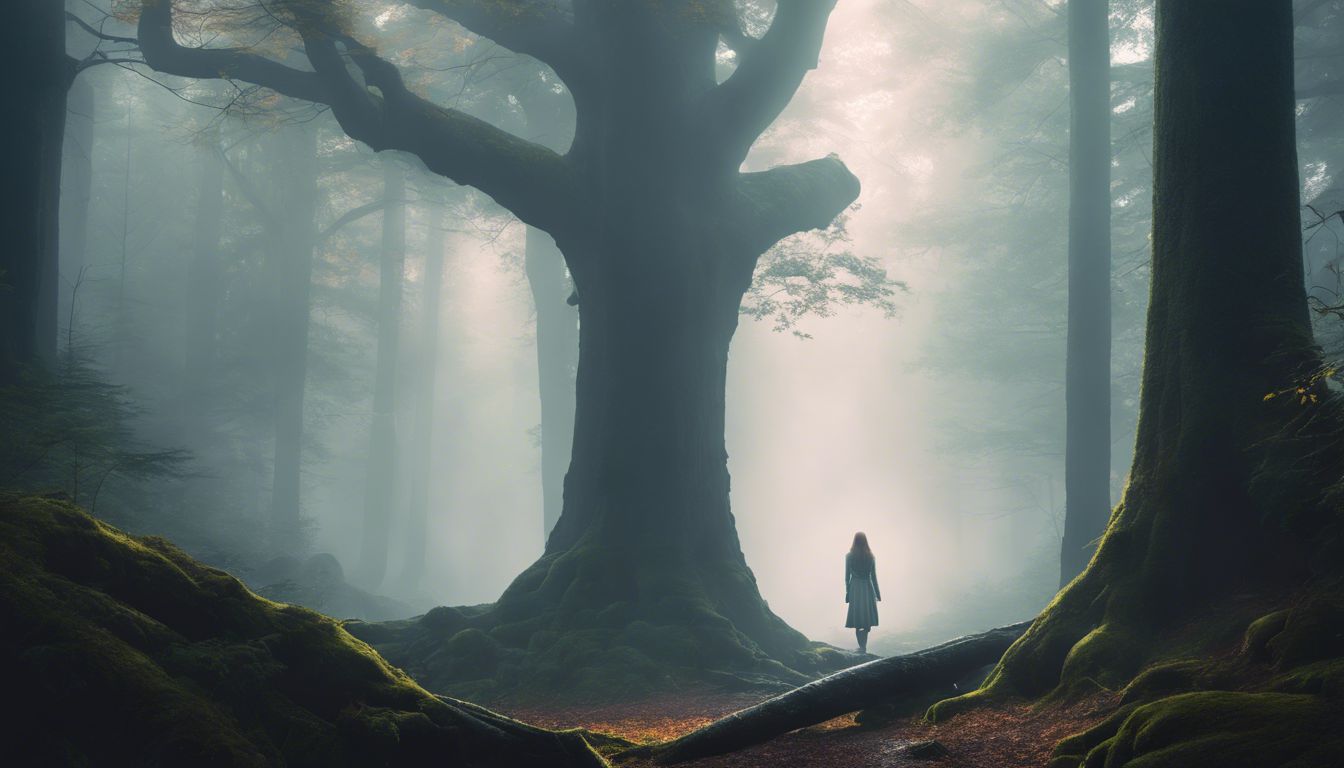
[139,0,859,685]
[1060,0,1113,585]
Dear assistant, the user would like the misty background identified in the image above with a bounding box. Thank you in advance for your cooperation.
[35,0,1344,653]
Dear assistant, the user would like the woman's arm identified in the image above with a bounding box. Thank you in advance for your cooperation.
[844,555,852,603]
[872,565,881,601]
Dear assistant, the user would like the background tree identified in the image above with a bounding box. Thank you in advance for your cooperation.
[1060,0,1112,586]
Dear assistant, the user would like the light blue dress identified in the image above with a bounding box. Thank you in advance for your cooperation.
[845,551,881,629]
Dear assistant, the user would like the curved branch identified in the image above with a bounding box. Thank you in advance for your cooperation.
[735,155,861,254]
[702,0,841,167]
[137,0,582,237]
[137,0,331,104]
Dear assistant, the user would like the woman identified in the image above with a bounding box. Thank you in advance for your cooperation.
[845,532,881,653]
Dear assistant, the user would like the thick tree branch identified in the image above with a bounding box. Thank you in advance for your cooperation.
[404,0,587,85]
[137,0,331,104]
[137,0,582,237]
[702,0,841,167]
[735,155,861,255]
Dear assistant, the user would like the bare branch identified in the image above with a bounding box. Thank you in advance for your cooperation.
[66,12,139,45]
[702,0,841,167]
[405,0,587,85]
[734,155,861,255]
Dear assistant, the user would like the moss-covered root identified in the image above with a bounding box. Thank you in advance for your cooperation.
[0,494,607,768]
[1053,692,1344,768]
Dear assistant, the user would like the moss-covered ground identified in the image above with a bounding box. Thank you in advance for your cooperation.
[0,493,611,767]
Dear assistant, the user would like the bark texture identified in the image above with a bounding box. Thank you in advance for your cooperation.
[1060,0,1113,587]
[934,0,1324,718]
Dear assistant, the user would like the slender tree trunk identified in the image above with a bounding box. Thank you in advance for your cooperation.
[60,76,95,346]
[270,127,318,553]
[1060,0,1113,586]
[398,200,447,593]
[358,160,407,587]
[525,227,579,544]
[181,138,225,444]
[2,0,70,380]
[940,0,1316,711]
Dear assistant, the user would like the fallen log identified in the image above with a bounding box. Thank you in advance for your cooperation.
[644,621,1032,764]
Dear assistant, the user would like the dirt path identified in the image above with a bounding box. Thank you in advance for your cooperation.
[503,690,1117,767]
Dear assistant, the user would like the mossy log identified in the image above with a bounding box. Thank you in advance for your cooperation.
[0,494,609,767]
[638,621,1031,764]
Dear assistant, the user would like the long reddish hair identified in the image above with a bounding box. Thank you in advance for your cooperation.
[850,532,874,560]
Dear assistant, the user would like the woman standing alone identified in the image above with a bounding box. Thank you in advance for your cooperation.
[845,532,881,653]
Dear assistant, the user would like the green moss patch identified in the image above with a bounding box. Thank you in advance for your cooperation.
[0,495,607,767]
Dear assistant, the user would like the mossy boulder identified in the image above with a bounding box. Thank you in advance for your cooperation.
[0,494,608,767]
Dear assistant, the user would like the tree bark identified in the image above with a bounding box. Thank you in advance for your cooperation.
[2,0,71,379]
[269,127,319,553]
[1060,0,1113,586]
[648,622,1031,764]
[937,0,1318,711]
[358,160,407,587]
[525,227,578,544]
[398,198,447,593]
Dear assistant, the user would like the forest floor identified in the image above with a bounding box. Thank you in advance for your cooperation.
[504,687,1119,767]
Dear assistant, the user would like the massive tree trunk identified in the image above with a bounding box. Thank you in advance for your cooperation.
[269,127,319,553]
[524,227,578,544]
[398,199,447,593]
[518,73,581,545]
[2,0,71,380]
[358,160,407,588]
[1060,0,1113,586]
[935,0,1323,715]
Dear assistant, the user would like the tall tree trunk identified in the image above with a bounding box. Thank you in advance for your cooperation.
[270,127,318,553]
[181,138,225,445]
[398,198,447,593]
[937,0,1316,711]
[2,0,70,380]
[525,227,578,544]
[358,160,407,588]
[60,75,95,347]
[1059,0,1113,586]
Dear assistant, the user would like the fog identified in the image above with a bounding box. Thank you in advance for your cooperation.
[38,0,1344,658]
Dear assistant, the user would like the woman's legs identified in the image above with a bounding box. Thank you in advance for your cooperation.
[856,627,870,653]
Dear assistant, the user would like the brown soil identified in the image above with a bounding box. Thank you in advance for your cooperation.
[502,689,1119,767]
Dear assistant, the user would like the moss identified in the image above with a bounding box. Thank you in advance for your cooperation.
[0,496,606,767]
[1087,691,1344,767]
